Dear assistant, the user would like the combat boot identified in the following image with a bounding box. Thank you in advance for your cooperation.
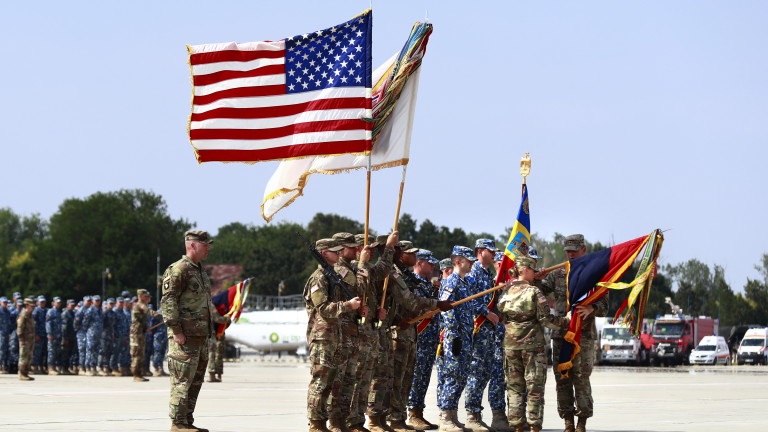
[169,423,197,432]
[207,371,220,382]
[348,423,371,432]
[216,372,222,381]
[490,410,512,432]
[575,417,587,432]
[368,415,395,432]
[309,419,331,432]
[121,366,132,376]
[0,365,8,374]
[133,367,148,382]
[112,368,123,376]
[19,366,34,381]
[464,411,490,432]
[48,368,60,376]
[156,367,170,377]
[87,367,98,376]
[529,425,541,432]
[408,408,437,430]
[388,419,415,432]
[437,410,463,432]
[562,415,576,432]
[328,417,352,432]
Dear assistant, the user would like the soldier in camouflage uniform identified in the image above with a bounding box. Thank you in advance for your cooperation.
[406,249,442,430]
[498,255,569,432]
[436,246,476,432]
[75,296,91,374]
[161,230,225,432]
[84,295,104,376]
[61,299,77,374]
[32,295,47,374]
[0,297,9,374]
[17,298,36,380]
[8,295,23,375]
[132,291,162,382]
[100,298,117,376]
[537,234,607,432]
[45,297,63,375]
[303,237,363,432]
[464,239,506,432]
[154,307,170,377]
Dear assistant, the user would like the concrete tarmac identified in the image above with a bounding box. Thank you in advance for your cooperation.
[1,362,765,432]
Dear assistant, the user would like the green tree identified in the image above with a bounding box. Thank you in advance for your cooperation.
[306,213,366,240]
[0,208,48,293]
[28,190,191,300]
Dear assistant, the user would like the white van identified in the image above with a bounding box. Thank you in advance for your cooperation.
[689,335,730,365]
[737,328,768,365]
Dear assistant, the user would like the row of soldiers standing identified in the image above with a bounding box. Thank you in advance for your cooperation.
[304,232,602,432]
[0,289,169,381]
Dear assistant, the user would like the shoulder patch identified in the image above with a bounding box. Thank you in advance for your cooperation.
[310,285,319,294]
[393,272,400,279]
[163,276,171,282]
[340,268,349,277]
[538,297,548,304]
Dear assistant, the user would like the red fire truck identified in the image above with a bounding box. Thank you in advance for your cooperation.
[650,314,719,366]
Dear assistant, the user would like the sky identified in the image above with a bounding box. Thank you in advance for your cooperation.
[1,1,766,292]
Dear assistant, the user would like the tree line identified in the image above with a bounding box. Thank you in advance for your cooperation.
[1,189,767,327]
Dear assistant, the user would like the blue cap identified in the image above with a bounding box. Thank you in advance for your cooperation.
[131,296,138,303]
[116,297,124,303]
[494,251,505,262]
[52,296,61,303]
[37,295,46,302]
[16,299,23,306]
[528,247,542,259]
[451,246,477,261]
[77,300,84,307]
[121,290,131,297]
[83,296,91,301]
[0,297,8,302]
[92,295,101,301]
[415,249,439,264]
[475,238,499,252]
[13,292,21,299]
[106,298,115,304]
[66,299,76,305]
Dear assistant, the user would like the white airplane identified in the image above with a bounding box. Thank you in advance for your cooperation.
[226,309,308,355]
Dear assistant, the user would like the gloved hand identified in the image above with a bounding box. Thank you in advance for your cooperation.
[451,338,462,356]
[436,300,453,311]
[376,306,387,321]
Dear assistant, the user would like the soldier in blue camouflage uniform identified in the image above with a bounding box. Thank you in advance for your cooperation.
[406,249,442,430]
[45,297,63,375]
[110,297,129,376]
[32,295,48,374]
[0,297,9,374]
[100,298,117,375]
[84,295,104,376]
[61,299,77,374]
[152,307,169,376]
[75,297,90,374]
[536,234,607,432]
[121,296,133,370]
[464,239,505,432]
[499,255,568,432]
[8,294,23,374]
[144,304,155,376]
[436,246,477,432]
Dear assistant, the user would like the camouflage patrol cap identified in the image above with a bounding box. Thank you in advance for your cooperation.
[52,296,61,303]
[66,299,76,305]
[515,255,538,269]
[137,289,150,297]
[315,238,344,252]
[77,300,83,307]
[415,249,439,264]
[131,296,138,303]
[439,258,454,270]
[185,230,214,244]
[83,295,91,301]
[354,233,375,246]
[451,246,477,261]
[396,241,419,253]
[528,247,542,259]
[24,298,35,306]
[0,297,7,303]
[494,252,505,262]
[92,295,101,301]
[332,232,358,247]
[106,298,115,304]
[475,238,500,252]
[116,297,124,303]
[563,234,585,251]
[121,290,131,297]
[37,295,46,302]
[13,292,21,299]
[372,235,389,247]
[16,299,23,306]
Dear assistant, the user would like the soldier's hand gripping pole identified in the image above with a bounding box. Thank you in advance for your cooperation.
[407,282,513,325]
[297,232,355,301]
[373,274,391,329]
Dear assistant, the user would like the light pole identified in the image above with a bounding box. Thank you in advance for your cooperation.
[102,267,111,299]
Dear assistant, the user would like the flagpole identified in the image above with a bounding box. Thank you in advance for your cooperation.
[375,164,408,328]
[360,155,373,325]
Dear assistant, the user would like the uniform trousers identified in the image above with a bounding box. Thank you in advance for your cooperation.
[167,336,209,425]
[347,327,379,426]
[504,347,547,426]
[552,337,595,418]
[408,321,440,410]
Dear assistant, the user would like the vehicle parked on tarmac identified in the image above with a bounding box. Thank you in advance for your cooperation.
[737,327,768,365]
[689,335,730,365]
[650,314,718,366]
[599,319,654,366]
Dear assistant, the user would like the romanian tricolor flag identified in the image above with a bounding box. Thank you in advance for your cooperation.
[211,278,251,339]
[557,232,657,376]
[495,184,531,285]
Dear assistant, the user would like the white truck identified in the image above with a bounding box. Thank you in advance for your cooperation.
[599,319,654,366]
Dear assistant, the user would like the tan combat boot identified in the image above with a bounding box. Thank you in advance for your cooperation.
[169,423,197,432]
[490,410,512,432]
[348,423,371,432]
[464,411,490,432]
[529,425,541,432]
[19,366,34,381]
[563,415,576,432]
[408,408,437,430]
[207,371,220,382]
[112,368,123,376]
[575,417,587,432]
[216,372,222,381]
[88,367,98,376]
[368,415,395,432]
[157,367,170,377]
[437,410,463,432]
[328,417,352,432]
[133,367,148,382]
[388,419,414,432]
[48,368,60,376]
[309,419,331,432]
[0,365,8,374]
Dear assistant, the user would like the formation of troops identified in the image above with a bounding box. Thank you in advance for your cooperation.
[304,232,603,432]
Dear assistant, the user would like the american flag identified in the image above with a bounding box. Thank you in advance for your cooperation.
[188,10,372,163]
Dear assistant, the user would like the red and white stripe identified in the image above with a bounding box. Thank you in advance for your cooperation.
[188,41,372,163]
